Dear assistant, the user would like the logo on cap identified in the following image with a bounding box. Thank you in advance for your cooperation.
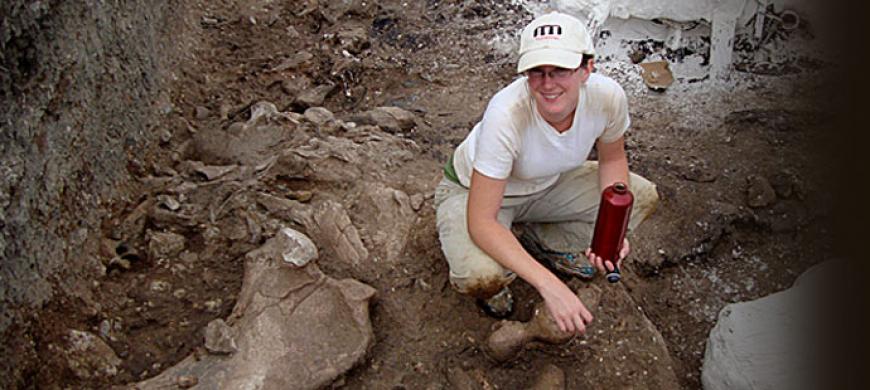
[533,24,562,39]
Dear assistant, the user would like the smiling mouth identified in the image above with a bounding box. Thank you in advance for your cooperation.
[541,92,561,101]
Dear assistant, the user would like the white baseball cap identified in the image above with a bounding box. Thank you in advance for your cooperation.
[517,12,595,73]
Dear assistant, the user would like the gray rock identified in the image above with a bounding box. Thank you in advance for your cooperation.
[310,200,369,267]
[410,193,425,211]
[158,128,173,144]
[147,231,186,260]
[255,192,312,226]
[204,299,222,313]
[746,175,776,208]
[203,319,238,355]
[281,76,310,97]
[271,51,314,72]
[188,161,238,180]
[285,26,301,39]
[708,199,741,217]
[193,102,294,166]
[64,329,122,379]
[176,375,198,388]
[701,261,835,390]
[530,364,566,390]
[194,105,210,120]
[564,283,681,388]
[351,183,415,263]
[155,194,181,211]
[149,280,171,292]
[136,228,377,390]
[337,26,369,54]
[304,106,336,126]
[320,0,374,22]
[350,106,417,133]
[679,161,717,183]
[296,84,336,108]
[246,227,318,268]
[447,367,482,390]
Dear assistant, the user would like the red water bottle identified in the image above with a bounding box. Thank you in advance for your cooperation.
[591,182,633,283]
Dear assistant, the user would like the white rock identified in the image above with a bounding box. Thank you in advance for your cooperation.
[701,260,837,390]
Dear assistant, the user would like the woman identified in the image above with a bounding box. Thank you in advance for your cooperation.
[435,12,659,334]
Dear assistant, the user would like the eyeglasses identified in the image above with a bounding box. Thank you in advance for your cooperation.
[525,67,578,82]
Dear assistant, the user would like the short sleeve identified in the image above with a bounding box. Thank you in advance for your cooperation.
[599,82,630,143]
[471,108,519,180]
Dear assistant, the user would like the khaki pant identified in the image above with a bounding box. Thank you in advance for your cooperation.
[434,161,659,298]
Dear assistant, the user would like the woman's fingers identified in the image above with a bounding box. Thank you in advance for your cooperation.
[619,238,631,259]
[571,315,586,334]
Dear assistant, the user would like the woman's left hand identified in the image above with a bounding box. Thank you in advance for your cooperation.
[585,238,630,273]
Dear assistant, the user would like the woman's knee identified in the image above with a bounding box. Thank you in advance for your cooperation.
[449,261,514,299]
[628,174,660,225]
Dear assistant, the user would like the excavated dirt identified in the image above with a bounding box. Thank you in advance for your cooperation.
[18,1,841,389]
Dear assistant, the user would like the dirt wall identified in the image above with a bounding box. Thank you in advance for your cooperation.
[1,0,192,385]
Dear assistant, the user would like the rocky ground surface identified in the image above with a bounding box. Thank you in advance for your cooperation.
[20,1,839,389]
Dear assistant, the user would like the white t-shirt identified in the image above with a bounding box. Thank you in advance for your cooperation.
[452,73,630,196]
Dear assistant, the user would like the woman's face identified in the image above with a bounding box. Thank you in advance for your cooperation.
[526,62,591,131]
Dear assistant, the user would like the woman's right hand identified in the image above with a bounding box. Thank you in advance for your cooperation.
[539,281,593,334]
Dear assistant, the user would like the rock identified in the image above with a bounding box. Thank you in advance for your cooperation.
[204,299,222,313]
[102,239,141,272]
[296,84,336,108]
[336,26,369,54]
[708,199,741,218]
[486,284,602,362]
[155,194,181,211]
[271,51,314,72]
[245,227,318,268]
[149,280,171,292]
[578,284,681,389]
[285,26,300,39]
[628,49,646,64]
[769,169,800,199]
[136,228,377,390]
[766,200,808,233]
[746,175,776,208]
[304,106,335,126]
[185,160,238,180]
[112,198,153,240]
[289,190,313,203]
[281,76,310,97]
[176,375,198,388]
[309,200,369,267]
[158,128,173,144]
[203,319,238,355]
[64,329,122,379]
[98,319,113,340]
[679,161,717,183]
[147,231,186,260]
[280,137,363,182]
[194,106,210,119]
[530,364,565,390]
[351,183,415,263]
[410,193,425,211]
[319,0,374,22]
[255,192,312,226]
[639,61,674,91]
[192,102,293,166]
[447,367,482,390]
[701,261,836,390]
[350,106,417,133]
